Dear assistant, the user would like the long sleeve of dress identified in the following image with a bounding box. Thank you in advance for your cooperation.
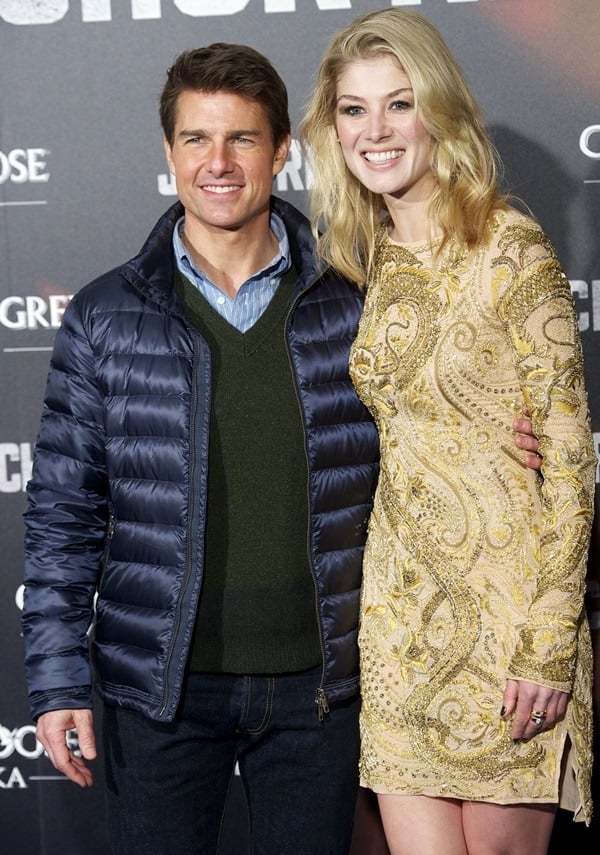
[494,221,596,692]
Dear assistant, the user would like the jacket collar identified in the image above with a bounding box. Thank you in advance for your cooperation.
[120,197,325,307]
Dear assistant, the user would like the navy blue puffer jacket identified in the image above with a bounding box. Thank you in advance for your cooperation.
[23,198,379,722]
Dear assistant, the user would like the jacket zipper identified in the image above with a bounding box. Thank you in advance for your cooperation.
[101,509,115,571]
[158,327,204,719]
[284,281,330,721]
[126,258,206,720]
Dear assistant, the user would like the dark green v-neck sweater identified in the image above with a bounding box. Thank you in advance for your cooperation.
[175,269,321,673]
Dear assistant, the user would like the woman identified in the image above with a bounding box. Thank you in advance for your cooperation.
[301,9,595,854]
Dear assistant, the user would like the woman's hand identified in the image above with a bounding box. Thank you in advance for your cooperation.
[513,417,542,471]
[501,679,568,741]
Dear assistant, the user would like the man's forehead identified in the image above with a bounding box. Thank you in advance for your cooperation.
[175,89,265,113]
[174,89,268,127]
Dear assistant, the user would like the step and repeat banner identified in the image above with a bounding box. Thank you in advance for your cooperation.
[1,2,599,853]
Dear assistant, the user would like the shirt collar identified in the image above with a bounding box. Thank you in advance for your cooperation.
[172,211,290,286]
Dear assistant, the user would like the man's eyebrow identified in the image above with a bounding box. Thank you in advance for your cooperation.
[176,128,206,140]
[176,128,263,140]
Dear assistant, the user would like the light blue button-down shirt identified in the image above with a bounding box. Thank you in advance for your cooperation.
[172,213,291,333]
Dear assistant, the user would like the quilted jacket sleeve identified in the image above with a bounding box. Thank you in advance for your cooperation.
[23,291,109,720]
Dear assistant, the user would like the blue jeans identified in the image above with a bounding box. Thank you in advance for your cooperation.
[103,668,360,855]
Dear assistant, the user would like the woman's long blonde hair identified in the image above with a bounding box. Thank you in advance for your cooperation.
[300,8,509,285]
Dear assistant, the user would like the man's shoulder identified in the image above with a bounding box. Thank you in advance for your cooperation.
[76,262,131,302]
[73,203,183,308]
[270,195,311,244]
[270,194,307,222]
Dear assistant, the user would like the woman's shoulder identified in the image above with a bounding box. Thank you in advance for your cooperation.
[489,205,543,236]
[486,206,559,262]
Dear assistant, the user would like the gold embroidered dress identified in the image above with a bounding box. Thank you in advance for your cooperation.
[349,208,595,821]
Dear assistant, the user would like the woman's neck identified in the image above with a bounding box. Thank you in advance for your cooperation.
[384,194,440,245]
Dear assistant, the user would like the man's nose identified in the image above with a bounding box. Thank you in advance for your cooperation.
[206,142,233,176]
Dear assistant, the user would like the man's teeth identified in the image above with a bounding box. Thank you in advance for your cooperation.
[364,150,403,163]
[204,185,241,193]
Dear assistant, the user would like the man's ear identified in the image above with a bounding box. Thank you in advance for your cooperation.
[163,136,175,175]
[272,133,292,177]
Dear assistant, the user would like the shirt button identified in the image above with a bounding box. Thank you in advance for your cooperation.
[217,296,226,305]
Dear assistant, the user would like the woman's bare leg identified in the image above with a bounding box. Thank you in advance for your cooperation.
[377,794,556,855]
[462,800,556,855]
[377,794,468,855]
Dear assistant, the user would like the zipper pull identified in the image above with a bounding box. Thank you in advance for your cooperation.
[315,688,330,722]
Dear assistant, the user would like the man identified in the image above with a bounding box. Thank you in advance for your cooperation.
[22,44,540,855]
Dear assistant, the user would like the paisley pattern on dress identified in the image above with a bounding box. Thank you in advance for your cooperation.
[350,209,595,820]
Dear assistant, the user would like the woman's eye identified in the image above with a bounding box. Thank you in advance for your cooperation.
[390,100,412,111]
[340,105,364,116]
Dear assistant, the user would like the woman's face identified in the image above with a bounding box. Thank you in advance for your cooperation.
[334,55,436,204]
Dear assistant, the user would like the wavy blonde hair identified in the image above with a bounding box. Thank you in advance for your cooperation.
[300,8,509,285]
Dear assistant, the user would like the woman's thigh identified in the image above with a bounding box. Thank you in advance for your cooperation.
[377,794,468,855]
[462,800,556,855]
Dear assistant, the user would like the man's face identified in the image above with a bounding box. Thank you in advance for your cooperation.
[164,89,290,238]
